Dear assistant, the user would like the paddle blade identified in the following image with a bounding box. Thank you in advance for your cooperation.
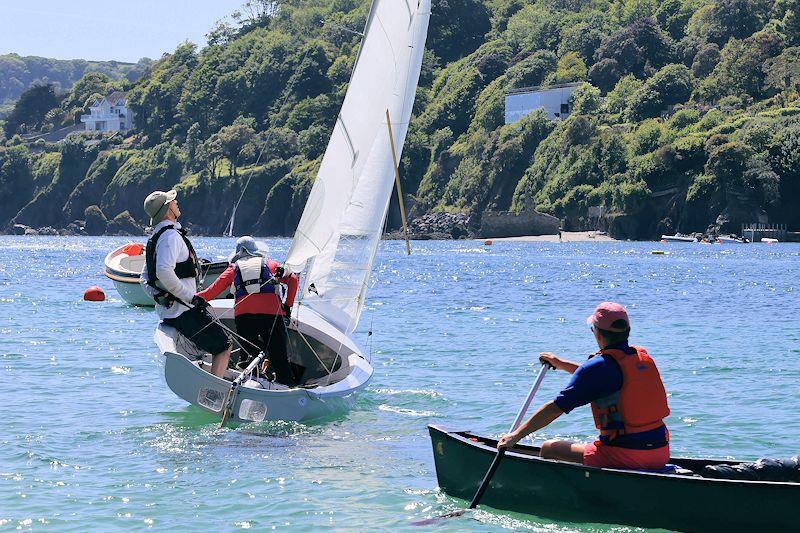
[411,509,469,526]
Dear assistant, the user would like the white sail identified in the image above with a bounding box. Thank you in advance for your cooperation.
[284,0,431,334]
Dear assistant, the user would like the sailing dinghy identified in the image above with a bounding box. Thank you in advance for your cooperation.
[154,0,431,423]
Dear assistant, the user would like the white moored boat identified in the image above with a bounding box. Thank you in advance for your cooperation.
[153,0,431,423]
[104,242,230,306]
[661,234,697,242]
[717,235,748,243]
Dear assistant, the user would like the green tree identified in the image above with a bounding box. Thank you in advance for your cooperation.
[589,59,622,92]
[691,43,721,78]
[594,18,674,79]
[554,52,587,84]
[428,0,491,63]
[4,84,60,135]
[628,63,694,119]
[604,74,645,115]
[698,29,785,100]
[0,144,33,225]
[571,83,602,115]
[506,51,557,89]
[197,135,224,179]
[763,46,800,93]
[705,141,754,188]
[128,42,198,144]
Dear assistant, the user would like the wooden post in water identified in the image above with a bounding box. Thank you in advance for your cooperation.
[386,109,411,256]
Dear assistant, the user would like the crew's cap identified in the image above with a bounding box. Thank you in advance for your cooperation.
[586,302,630,332]
[143,190,177,225]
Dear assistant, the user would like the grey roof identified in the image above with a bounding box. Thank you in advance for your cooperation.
[106,91,128,105]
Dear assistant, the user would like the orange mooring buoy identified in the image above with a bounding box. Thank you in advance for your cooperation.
[84,286,105,302]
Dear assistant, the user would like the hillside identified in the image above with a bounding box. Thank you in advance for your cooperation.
[0,54,152,118]
[1,0,798,239]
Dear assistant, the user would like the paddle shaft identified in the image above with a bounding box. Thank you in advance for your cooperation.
[468,363,549,509]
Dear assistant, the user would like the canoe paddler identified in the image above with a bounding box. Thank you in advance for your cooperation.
[140,189,231,378]
[198,236,299,387]
[498,302,671,470]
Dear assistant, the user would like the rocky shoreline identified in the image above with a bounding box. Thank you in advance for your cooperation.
[4,208,795,243]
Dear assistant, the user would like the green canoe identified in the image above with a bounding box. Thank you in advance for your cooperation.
[428,425,798,531]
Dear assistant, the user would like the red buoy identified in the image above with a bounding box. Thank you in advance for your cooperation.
[84,286,105,302]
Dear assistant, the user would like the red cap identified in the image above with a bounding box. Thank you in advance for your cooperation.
[586,302,630,332]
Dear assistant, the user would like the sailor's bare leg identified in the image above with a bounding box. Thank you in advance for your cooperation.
[540,439,586,464]
[210,347,231,378]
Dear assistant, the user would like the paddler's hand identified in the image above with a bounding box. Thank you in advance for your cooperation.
[497,432,521,450]
[539,352,561,370]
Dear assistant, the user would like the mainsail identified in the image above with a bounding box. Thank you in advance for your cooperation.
[284,0,431,334]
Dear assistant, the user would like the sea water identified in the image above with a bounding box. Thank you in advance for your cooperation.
[1,236,798,531]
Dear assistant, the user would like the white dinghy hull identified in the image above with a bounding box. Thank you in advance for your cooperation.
[155,301,374,423]
[104,243,230,307]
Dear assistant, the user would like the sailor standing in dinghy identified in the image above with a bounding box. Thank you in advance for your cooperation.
[140,189,232,378]
[198,236,299,387]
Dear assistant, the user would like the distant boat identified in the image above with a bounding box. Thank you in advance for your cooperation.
[153,0,432,423]
[660,234,697,242]
[103,243,229,306]
[717,235,749,243]
[761,237,779,244]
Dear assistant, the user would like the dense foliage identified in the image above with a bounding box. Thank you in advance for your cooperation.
[0,54,152,118]
[2,0,799,238]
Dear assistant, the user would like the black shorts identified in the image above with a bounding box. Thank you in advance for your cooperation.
[163,306,231,355]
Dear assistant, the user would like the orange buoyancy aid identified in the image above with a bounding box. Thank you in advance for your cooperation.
[590,346,670,442]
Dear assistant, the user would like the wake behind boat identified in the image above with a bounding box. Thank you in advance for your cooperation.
[427,425,799,531]
[104,242,229,306]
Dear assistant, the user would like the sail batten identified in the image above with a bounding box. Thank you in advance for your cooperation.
[285,0,430,333]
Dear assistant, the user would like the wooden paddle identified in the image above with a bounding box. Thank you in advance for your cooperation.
[413,363,551,526]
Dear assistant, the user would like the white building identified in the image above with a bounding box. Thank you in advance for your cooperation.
[80,91,134,132]
[505,83,581,124]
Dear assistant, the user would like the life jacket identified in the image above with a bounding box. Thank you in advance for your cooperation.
[143,224,198,305]
[233,256,279,299]
[590,346,670,443]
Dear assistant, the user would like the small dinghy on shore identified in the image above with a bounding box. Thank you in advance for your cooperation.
[103,242,229,306]
[427,425,799,531]
[155,300,373,422]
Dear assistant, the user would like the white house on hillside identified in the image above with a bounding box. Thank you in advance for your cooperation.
[505,82,581,124]
[80,91,134,132]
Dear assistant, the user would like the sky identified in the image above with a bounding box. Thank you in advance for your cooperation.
[0,0,245,62]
